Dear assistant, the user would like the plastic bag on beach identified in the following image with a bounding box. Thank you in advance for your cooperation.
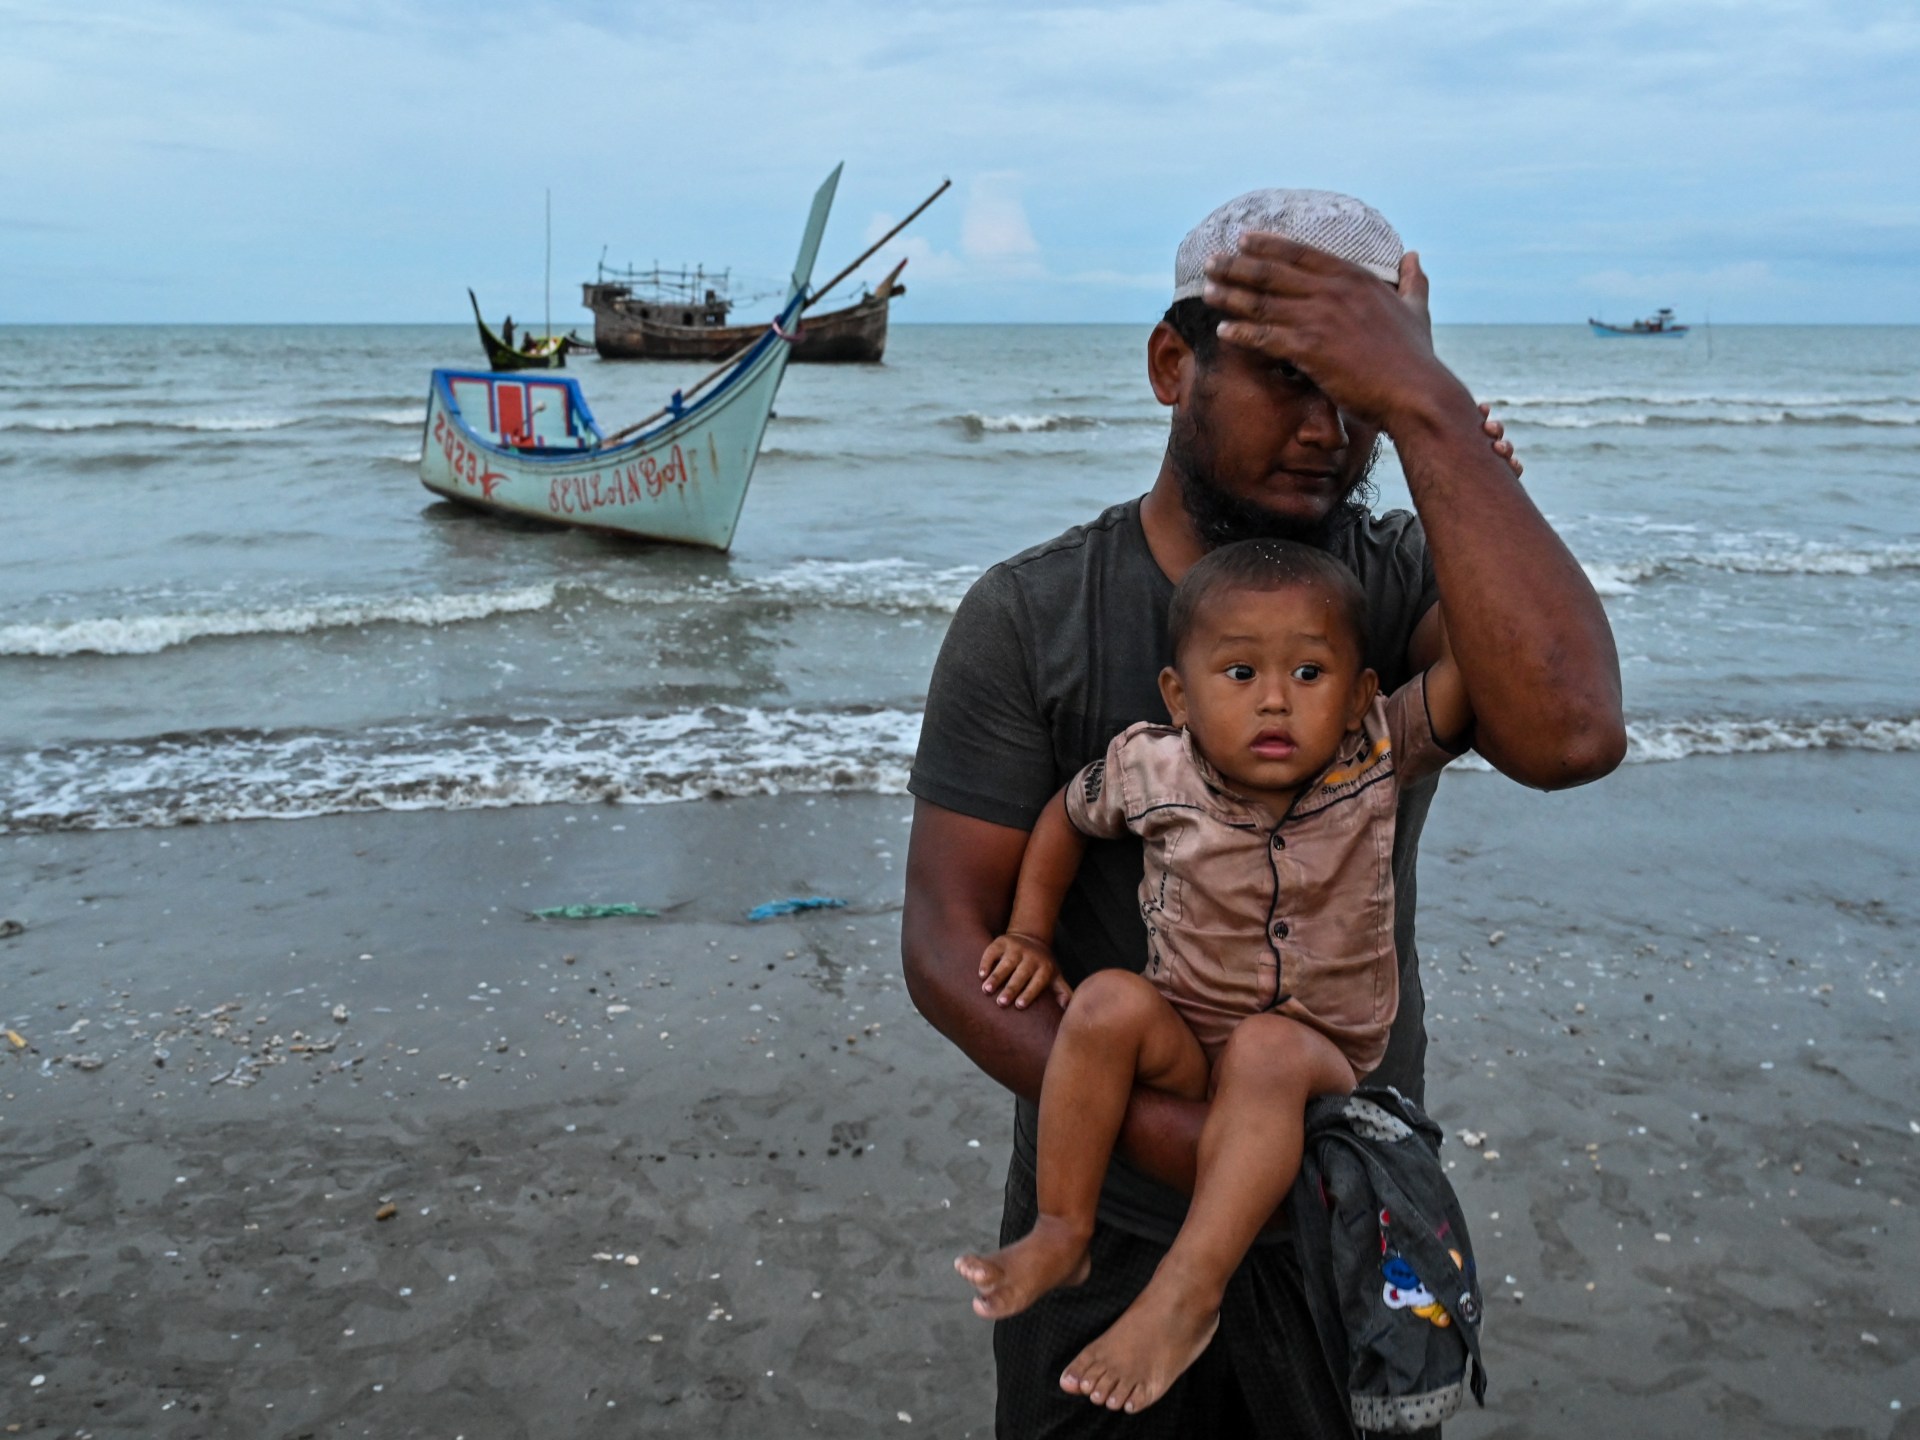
[528,903,660,920]
[746,896,848,921]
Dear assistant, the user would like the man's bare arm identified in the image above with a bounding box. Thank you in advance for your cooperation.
[1203,238,1626,790]
[1387,322,1624,787]
[901,798,1206,1194]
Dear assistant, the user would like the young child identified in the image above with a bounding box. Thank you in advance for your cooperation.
[954,537,1472,1415]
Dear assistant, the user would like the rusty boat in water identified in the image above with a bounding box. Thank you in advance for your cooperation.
[582,178,947,364]
[582,259,906,363]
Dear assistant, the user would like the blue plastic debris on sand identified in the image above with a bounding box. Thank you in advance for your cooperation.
[528,903,660,920]
[746,896,849,922]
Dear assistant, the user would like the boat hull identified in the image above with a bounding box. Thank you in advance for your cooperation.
[469,289,585,370]
[483,337,579,370]
[421,333,789,550]
[1588,320,1689,338]
[421,166,843,550]
[586,283,898,363]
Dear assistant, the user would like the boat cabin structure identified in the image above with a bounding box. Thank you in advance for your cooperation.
[582,264,736,333]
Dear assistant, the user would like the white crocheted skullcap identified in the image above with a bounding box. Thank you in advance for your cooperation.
[1173,189,1404,300]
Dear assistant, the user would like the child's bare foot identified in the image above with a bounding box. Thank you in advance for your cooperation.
[1058,1267,1220,1413]
[953,1215,1091,1320]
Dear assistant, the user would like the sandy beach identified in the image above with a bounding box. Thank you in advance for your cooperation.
[5,752,1917,1438]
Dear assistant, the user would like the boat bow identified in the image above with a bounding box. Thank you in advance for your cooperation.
[421,166,843,549]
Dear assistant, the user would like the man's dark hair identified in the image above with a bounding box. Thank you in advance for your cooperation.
[1162,298,1227,366]
[1168,538,1369,665]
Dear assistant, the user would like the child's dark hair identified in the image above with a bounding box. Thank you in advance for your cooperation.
[1168,539,1369,664]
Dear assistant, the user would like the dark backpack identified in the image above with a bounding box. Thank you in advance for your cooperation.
[1288,1087,1488,1435]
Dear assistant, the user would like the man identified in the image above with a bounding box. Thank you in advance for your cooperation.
[902,189,1624,1436]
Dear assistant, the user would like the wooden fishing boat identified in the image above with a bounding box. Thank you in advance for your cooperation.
[420,166,841,550]
[583,259,906,363]
[468,290,586,371]
[1588,307,1689,337]
[581,178,948,364]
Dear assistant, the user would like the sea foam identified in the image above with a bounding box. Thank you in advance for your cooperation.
[1582,541,1920,595]
[0,560,979,657]
[949,412,1107,435]
[5,706,1914,833]
[1,705,924,833]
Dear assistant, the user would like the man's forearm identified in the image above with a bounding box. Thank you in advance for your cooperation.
[904,802,1215,1197]
[905,902,1209,1199]
[1389,370,1626,789]
[903,898,1060,1103]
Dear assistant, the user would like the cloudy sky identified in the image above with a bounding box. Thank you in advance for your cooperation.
[5,0,1916,324]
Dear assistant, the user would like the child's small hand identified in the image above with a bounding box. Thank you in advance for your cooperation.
[979,932,1073,1010]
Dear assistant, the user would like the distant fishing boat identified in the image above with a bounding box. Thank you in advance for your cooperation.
[583,260,906,363]
[467,289,586,371]
[419,166,841,550]
[1589,307,1689,338]
[583,179,949,364]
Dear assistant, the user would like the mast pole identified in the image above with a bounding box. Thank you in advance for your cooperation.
[544,188,553,340]
[802,178,950,312]
[599,178,952,446]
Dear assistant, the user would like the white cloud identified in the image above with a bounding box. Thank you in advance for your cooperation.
[960,175,1041,266]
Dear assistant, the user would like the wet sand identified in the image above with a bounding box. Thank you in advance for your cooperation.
[4,753,1917,1438]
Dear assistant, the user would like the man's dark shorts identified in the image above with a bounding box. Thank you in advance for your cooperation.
[992,1149,1440,1440]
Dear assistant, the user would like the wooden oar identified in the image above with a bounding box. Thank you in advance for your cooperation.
[598,178,950,446]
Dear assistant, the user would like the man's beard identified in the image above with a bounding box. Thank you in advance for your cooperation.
[1168,402,1379,550]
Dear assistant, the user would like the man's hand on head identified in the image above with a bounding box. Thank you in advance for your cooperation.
[1201,235,1462,430]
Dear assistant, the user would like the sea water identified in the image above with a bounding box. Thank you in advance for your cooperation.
[2,323,1916,831]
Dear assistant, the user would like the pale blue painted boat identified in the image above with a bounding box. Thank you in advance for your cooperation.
[1588,307,1689,338]
[419,165,841,550]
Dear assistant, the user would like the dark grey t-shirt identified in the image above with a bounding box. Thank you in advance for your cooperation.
[909,497,1441,1242]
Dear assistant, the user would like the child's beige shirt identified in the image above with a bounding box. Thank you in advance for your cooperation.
[1064,672,1460,1077]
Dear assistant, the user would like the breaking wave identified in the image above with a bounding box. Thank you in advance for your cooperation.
[3,415,300,434]
[948,412,1107,436]
[1582,541,1920,595]
[1425,715,1920,773]
[5,707,1915,832]
[1623,715,1920,762]
[1481,392,1920,431]
[1,409,424,435]
[1522,411,1920,430]
[0,705,924,833]
[1487,390,1920,410]
[0,559,979,657]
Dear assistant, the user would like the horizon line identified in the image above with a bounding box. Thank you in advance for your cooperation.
[4,319,1918,329]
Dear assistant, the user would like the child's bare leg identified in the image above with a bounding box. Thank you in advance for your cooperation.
[1061,1013,1353,1412]
[956,970,1207,1320]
